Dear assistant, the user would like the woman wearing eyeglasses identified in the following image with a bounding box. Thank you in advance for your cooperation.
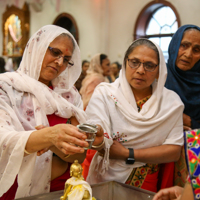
[0,25,104,199]
[85,39,184,193]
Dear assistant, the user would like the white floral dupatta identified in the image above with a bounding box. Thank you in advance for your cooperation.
[0,25,86,198]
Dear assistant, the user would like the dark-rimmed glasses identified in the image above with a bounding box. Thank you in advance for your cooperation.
[48,46,74,67]
[127,58,158,72]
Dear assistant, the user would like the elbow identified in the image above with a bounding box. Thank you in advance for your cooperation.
[173,153,181,162]
[171,147,182,162]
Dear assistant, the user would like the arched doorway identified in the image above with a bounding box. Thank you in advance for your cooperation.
[53,13,79,44]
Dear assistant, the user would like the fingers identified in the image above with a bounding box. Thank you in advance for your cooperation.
[37,148,49,156]
[50,124,88,154]
[152,187,180,200]
[60,142,85,155]
[96,124,104,137]
[183,126,192,131]
[35,124,47,130]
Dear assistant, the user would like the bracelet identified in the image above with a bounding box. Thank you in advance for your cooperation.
[24,149,32,155]
[92,138,105,149]
[64,154,70,158]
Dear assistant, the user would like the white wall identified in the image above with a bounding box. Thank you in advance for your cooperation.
[1,0,200,64]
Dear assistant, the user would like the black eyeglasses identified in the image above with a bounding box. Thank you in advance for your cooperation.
[48,46,74,67]
[127,58,158,72]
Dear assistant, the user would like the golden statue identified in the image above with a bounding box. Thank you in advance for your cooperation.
[60,160,96,200]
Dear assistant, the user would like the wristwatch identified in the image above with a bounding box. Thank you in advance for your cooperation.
[126,148,135,164]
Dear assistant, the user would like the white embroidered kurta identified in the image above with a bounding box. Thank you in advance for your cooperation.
[0,25,86,198]
[86,39,184,184]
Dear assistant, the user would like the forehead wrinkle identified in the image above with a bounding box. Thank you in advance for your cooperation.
[182,41,200,49]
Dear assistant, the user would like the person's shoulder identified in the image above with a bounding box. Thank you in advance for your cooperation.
[163,87,183,105]
[95,81,114,92]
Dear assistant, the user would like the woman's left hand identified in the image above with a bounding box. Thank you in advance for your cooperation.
[92,124,104,146]
[183,113,191,128]
[109,140,129,160]
[152,186,183,200]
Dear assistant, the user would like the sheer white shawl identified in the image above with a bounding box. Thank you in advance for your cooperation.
[86,39,184,184]
[0,25,86,198]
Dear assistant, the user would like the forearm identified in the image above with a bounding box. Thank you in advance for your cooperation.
[25,124,88,156]
[110,143,181,164]
[134,144,182,164]
[25,127,53,154]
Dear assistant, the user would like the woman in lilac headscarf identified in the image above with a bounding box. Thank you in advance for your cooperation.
[165,24,200,130]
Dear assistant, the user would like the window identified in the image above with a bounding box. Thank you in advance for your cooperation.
[134,1,180,62]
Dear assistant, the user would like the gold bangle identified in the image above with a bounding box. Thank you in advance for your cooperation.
[64,154,70,158]
[24,149,32,155]
[92,138,105,149]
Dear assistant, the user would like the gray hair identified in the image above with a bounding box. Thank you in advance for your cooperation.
[123,39,159,66]
[59,33,76,52]
[183,27,200,37]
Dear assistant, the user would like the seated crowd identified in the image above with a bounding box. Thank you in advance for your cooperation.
[0,24,200,200]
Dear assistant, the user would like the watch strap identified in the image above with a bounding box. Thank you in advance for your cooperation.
[128,148,134,158]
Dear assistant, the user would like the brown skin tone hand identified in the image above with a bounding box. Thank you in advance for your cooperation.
[183,113,191,128]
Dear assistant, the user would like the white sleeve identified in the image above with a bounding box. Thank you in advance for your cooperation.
[163,106,184,146]
[85,87,113,178]
[85,87,112,138]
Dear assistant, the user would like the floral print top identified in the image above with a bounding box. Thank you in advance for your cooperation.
[136,95,151,112]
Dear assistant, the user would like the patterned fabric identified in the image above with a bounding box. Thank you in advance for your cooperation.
[174,146,188,187]
[185,129,200,200]
[125,96,159,190]
[136,95,151,112]
[125,164,160,188]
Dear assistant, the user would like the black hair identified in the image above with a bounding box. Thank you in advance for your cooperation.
[100,54,108,65]
[112,61,121,70]
[123,39,159,67]
[0,57,5,73]
[82,60,89,66]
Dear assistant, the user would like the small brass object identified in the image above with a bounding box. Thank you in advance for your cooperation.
[60,160,96,200]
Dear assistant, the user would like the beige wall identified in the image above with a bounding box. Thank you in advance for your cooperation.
[1,0,200,64]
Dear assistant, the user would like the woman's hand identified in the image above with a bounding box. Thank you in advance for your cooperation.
[25,123,88,156]
[48,124,88,155]
[183,113,191,128]
[183,125,191,131]
[152,186,183,200]
[109,140,129,160]
[92,124,104,146]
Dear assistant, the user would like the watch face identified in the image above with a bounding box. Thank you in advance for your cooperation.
[126,158,135,164]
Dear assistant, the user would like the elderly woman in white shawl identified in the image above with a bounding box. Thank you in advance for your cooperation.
[86,39,184,193]
[0,25,103,199]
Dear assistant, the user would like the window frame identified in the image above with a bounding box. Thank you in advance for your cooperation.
[134,0,181,40]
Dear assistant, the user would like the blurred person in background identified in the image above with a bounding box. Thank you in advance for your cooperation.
[0,57,6,73]
[108,61,121,82]
[75,60,90,91]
